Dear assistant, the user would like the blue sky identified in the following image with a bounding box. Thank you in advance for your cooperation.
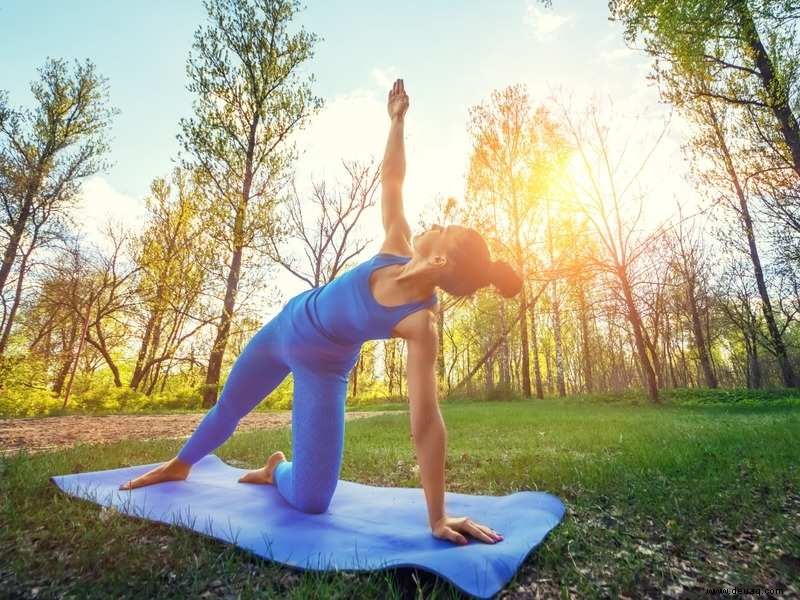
[0,1,689,316]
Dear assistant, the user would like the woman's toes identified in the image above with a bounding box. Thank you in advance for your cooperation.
[238,467,270,484]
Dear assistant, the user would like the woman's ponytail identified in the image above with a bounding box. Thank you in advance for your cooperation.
[488,260,523,298]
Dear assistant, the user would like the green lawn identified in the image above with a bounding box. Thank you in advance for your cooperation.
[2,396,799,598]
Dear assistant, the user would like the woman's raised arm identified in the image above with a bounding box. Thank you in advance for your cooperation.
[379,78,413,256]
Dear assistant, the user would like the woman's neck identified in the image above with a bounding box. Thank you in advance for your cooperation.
[395,260,437,300]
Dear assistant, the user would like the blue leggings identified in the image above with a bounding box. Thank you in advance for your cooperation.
[177,305,356,514]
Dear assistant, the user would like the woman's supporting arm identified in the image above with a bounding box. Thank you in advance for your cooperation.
[406,312,446,528]
[406,313,502,546]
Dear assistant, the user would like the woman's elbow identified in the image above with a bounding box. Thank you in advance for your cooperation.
[381,172,404,189]
[411,409,445,441]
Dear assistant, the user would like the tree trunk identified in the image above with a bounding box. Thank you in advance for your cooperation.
[202,212,245,408]
[745,329,762,389]
[52,324,78,396]
[0,244,31,356]
[619,272,660,403]
[351,351,361,397]
[498,302,511,390]
[202,113,259,408]
[130,312,156,390]
[484,353,494,396]
[734,0,800,177]
[518,286,532,398]
[707,101,795,387]
[577,284,594,393]
[528,298,544,399]
[687,279,718,388]
[88,320,123,387]
[0,191,35,295]
[552,281,566,397]
[62,294,93,409]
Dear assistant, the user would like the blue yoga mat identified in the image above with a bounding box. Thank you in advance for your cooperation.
[50,454,565,598]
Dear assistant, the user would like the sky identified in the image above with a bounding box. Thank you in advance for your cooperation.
[0,1,695,320]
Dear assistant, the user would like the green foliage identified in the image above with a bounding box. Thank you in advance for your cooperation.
[609,0,800,165]
[0,385,61,418]
[664,386,800,406]
[0,353,62,417]
[179,0,323,206]
[257,375,293,410]
[3,398,798,597]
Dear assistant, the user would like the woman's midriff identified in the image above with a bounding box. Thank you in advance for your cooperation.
[282,293,361,374]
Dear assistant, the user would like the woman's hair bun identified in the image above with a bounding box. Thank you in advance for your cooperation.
[489,260,523,298]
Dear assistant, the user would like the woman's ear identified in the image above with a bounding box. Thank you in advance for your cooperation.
[429,254,447,268]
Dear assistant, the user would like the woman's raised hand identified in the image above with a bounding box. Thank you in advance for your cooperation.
[431,515,504,545]
[387,78,409,120]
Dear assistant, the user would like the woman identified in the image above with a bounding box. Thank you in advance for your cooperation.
[120,79,522,547]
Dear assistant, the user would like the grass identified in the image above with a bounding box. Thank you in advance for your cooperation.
[2,395,799,598]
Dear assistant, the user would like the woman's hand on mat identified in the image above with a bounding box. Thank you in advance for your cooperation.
[387,78,409,121]
[431,515,504,545]
[118,457,190,491]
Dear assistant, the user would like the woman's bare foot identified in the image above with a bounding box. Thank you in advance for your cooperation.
[237,451,286,485]
[118,457,191,491]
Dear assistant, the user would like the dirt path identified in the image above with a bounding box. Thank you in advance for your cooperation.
[0,411,400,457]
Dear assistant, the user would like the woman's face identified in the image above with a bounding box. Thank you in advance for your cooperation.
[412,223,448,256]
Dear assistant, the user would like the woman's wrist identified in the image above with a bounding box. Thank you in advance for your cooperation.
[429,511,446,530]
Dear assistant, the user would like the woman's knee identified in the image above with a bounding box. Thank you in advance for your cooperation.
[293,487,334,514]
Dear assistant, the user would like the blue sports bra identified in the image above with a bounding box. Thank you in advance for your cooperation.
[291,252,438,346]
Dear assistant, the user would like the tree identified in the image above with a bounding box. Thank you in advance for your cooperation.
[267,159,380,287]
[610,0,800,177]
[556,96,669,403]
[26,227,137,405]
[129,168,217,393]
[716,255,765,388]
[465,84,569,398]
[687,95,795,386]
[0,58,115,349]
[668,214,719,388]
[179,0,322,407]
[267,158,380,398]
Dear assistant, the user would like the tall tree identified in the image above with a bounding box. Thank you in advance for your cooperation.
[610,0,800,387]
[687,95,795,386]
[610,0,800,177]
[716,255,765,388]
[669,217,719,388]
[465,85,569,398]
[556,97,668,403]
[129,168,217,392]
[267,159,380,287]
[0,58,115,344]
[179,0,322,407]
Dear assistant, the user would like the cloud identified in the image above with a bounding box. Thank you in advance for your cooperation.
[370,66,397,90]
[285,74,469,246]
[74,176,146,252]
[596,47,636,63]
[524,2,573,41]
[292,87,387,186]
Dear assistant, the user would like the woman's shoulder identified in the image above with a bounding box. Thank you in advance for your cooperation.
[378,236,413,258]
[391,303,439,341]
[374,251,412,261]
